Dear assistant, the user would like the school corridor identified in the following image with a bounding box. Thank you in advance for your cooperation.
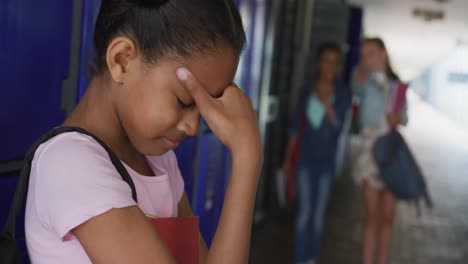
[250,91,468,264]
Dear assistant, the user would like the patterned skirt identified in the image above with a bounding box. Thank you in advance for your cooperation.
[352,125,389,190]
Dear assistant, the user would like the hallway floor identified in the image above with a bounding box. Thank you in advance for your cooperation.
[250,92,468,264]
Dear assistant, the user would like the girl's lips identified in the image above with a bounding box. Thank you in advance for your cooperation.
[162,137,181,149]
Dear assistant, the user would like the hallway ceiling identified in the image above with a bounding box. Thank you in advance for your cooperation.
[347,0,468,80]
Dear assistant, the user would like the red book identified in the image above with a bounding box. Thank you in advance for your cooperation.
[391,81,408,113]
[147,216,199,264]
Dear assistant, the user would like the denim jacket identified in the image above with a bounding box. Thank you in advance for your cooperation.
[289,82,351,172]
[352,74,408,129]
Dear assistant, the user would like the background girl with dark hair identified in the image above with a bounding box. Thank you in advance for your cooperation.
[24,0,262,263]
[283,43,351,264]
[352,37,408,264]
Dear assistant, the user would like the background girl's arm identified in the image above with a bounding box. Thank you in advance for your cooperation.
[322,98,337,124]
[282,136,297,172]
[388,83,409,127]
[282,88,308,170]
[387,104,408,127]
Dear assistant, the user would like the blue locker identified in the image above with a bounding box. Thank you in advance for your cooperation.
[77,0,102,98]
[344,6,363,85]
[0,2,77,262]
[0,1,74,162]
[193,132,229,246]
[236,0,255,94]
[236,0,266,100]
[173,137,199,204]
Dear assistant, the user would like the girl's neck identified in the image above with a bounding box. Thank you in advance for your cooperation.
[63,77,146,168]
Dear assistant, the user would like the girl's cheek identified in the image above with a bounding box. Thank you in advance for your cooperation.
[156,107,181,129]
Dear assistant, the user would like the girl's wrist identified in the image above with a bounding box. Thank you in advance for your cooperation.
[231,144,262,172]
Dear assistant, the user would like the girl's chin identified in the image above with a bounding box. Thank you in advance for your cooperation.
[137,144,168,157]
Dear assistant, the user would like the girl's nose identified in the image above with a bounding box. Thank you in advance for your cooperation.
[178,109,201,137]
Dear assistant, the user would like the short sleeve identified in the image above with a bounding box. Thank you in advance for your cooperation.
[32,133,137,240]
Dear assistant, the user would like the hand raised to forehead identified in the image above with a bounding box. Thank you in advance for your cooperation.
[176,68,260,156]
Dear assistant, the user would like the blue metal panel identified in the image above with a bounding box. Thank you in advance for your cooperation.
[0,2,75,262]
[344,6,363,85]
[235,0,266,108]
[236,0,256,95]
[0,0,73,161]
[77,0,102,98]
[173,137,199,204]
[193,132,228,246]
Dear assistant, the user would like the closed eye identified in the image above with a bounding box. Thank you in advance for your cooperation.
[177,97,191,109]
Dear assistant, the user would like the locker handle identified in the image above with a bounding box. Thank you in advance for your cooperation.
[266,95,279,123]
[0,160,23,176]
[204,189,215,211]
[61,0,84,114]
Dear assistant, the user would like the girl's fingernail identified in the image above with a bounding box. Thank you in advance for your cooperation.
[176,68,188,81]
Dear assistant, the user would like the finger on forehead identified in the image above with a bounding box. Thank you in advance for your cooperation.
[220,83,244,98]
[177,67,213,109]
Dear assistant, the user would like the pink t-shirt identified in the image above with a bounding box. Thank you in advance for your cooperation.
[25,132,185,263]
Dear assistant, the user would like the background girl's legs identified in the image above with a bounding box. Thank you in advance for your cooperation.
[309,171,333,261]
[295,168,314,264]
[377,190,396,264]
[362,180,379,264]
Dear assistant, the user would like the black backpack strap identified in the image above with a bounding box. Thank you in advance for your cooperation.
[1,126,138,238]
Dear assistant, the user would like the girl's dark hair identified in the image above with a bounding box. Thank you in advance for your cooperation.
[313,42,342,80]
[315,42,342,60]
[363,37,399,80]
[92,0,246,75]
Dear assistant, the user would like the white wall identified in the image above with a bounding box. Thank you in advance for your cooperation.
[412,47,468,127]
[347,0,468,81]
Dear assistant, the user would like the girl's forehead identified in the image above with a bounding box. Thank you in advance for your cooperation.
[363,43,380,52]
[184,50,239,96]
[149,48,238,97]
[322,50,339,59]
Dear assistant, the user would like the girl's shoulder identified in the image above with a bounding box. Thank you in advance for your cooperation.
[32,131,125,190]
[29,132,137,240]
[33,131,108,168]
[34,131,180,179]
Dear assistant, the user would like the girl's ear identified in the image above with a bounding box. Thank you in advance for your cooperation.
[106,37,138,84]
